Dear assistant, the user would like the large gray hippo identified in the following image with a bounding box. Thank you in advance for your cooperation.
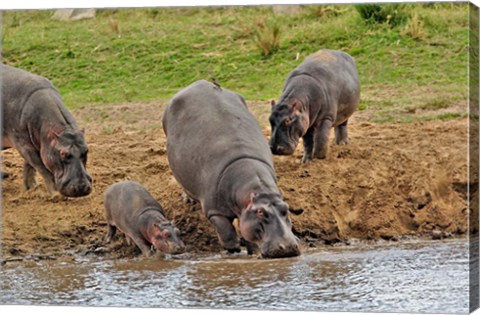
[269,49,360,163]
[1,64,92,197]
[104,180,185,256]
[162,80,300,258]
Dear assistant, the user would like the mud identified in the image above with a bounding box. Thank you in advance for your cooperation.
[1,101,472,261]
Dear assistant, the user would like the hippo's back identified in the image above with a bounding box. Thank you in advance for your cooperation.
[163,80,273,200]
[288,49,360,113]
[104,181,163,222]
[1,64,56,107]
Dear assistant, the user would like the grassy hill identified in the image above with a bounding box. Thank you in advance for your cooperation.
[1,3,470,122]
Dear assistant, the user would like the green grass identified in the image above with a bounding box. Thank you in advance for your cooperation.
[1,3,469,123]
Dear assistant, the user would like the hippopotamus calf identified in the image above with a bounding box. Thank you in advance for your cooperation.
[269,49,360,163]
[163,80,300,259]
[104,180,185,256]
[1,64,92,197]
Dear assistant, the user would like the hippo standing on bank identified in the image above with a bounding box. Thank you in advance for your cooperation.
[163,80,301,259]
[104,180,186,256]
[1,64,92,197]
[269,49,360,163]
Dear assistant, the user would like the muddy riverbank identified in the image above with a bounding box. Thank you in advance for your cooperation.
[1,101,472,262]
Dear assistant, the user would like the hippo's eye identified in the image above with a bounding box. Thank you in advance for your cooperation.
[60,151,72,161]
[278,204,288,217]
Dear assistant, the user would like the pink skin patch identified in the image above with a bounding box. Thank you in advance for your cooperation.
[150,225,172,253]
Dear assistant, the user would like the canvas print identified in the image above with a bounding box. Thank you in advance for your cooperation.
[0,1,478,314]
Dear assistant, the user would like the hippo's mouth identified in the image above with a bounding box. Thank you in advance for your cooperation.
[270,142,297,155]
[58,180,93,197]
[155,240,186,255]
[260,243,301,259]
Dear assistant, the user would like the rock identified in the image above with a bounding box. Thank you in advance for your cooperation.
[272,5,303,16]
[52,9,96,21]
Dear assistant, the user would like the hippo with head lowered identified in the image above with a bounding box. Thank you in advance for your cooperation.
[162,80,301,258]
[1,64,92,197]
[269,49,360,163]
[104,180,186,256]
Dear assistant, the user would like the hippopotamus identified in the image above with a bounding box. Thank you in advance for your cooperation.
[104,180,185,256]
[269,49,360,163]
[162,80,301,259]
[1,64,92,197]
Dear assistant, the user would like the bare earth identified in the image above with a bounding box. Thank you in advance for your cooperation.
[1,101,472,261]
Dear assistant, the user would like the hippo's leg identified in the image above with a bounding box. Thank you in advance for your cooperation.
[129,234,153,257]
[105,225,117,243]
[125,235,133,246]
[16,146,56,193]
[183,191,197,204]
[313,118,333,159]
[241,238,259,255]
[334,120,349,145]
[23,162,37,190]
[209,215,241,253]
[301,128,314,164]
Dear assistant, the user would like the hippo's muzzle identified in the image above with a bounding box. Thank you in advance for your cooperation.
[168,243,186,255]
[260,238,301,259]
[270,144,296,156]
[58,174,93,197]
[156,239,186,255]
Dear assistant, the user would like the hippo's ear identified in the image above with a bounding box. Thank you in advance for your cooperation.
[46,130,60,147]
[292,100,302,112]
[270,100,276,108]
[256,207,266,219]
[246,192,256,210]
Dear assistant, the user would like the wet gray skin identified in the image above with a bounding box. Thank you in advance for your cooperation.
[1,63,92,197]
[104,180,185,256]
[269,49,360,163]
[163,80,300,258]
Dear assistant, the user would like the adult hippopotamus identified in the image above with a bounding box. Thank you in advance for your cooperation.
[104,180,185,256]
[1,64,92,197]
[163,80,300,259]
[269,49,360,163]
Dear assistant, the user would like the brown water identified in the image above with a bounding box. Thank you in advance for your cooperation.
[0,238,469,313]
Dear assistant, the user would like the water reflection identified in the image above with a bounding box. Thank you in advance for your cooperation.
[0,239,469,313]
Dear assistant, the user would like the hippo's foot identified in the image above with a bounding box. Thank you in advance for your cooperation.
[182,192,197,204]
[335,138,350,145]
[209,214,242,254]
[23,178,38,191]
[227,246,241,254]
[105,225,117,243]
[312,147,327,160]
[301,155,312,164]
[23,162,37,190]
[242,239,259,255]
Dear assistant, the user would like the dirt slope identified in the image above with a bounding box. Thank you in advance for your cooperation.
[1,101,471,260]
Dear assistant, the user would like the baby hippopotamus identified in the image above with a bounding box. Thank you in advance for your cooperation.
[104,180,185,256]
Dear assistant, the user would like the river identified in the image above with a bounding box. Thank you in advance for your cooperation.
[0,238,469,313]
